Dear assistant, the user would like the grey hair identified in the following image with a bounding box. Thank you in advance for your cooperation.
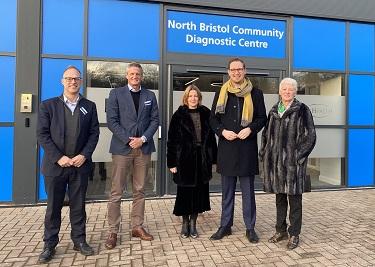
[63,65,81,76]
[279,77,298,92]
[127,62,143,74]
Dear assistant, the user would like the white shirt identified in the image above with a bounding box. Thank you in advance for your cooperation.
[128,84,142,92]
[63,95,79,114]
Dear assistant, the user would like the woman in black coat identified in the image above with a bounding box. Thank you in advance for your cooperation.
[259,77,316,250]
[167,85,217,238]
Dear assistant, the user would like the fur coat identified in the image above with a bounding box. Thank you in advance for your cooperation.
[259,99,316,195]
[167,105,217,187]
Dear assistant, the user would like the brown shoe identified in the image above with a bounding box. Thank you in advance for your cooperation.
[105,233,117,249]
[132,226,154,241]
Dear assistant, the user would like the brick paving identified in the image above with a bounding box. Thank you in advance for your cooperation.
[0,189,375,266]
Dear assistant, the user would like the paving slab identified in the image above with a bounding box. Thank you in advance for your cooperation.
[0,189,374,266]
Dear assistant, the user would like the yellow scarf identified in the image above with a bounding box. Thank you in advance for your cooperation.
[215,78,253,127]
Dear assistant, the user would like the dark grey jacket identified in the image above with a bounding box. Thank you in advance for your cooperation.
[259,99,316,195]
[210,89,267,176]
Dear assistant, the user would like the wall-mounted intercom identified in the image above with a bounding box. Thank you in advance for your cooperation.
[20,93,32,113]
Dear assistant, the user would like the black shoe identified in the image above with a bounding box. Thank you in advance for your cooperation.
[268,231,288,243]
[209,227,232,240]
[73,242,94,256]
[38,247,55,264]
[246,229,259,243]
[287,235,299,250]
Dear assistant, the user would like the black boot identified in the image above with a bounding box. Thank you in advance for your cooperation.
[190,213,198,238]
[180,215,190,238]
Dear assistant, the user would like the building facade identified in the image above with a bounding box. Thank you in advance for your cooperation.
[1,0,375,204]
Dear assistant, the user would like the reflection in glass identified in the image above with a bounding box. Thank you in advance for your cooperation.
[248,75,278,94]
[308,128,345,187]
[87,61,159,90]
[307,158,344,188]
[86,61,159,199]
[173,73,279,94]
[293,72,346,125]
[293,72,344,96]
[87,161,157,199]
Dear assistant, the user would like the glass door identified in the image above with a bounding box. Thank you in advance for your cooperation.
[167,65,283,194]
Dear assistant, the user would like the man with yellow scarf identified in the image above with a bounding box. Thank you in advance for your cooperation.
[210,58,267,243]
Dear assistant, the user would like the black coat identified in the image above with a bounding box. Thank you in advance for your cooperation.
[259,99,316,195]
[167,105,217,187]
[37,95,100,177]
[210,89,267,176]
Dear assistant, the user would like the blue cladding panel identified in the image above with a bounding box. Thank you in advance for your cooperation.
[41,58,83,101]
[0,127,14,201]
[293,18,345,71]
[42,0,84,55]
[39,149,47,201]
[348,129,374,186]
[0,0,17,52]
[348,75,374,125]
[0,56,16,122]
[349,23,375,72]
[88,0,160,60]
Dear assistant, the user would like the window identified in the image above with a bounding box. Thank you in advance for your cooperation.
[293,72,345,187]
[86,61,159,198]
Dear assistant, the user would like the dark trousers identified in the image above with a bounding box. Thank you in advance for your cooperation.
[43,168,88,248]
[275,193,302,236]
[220,175,256,230]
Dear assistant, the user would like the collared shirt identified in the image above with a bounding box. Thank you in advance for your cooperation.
[128,84,142,92]
[63,94,79,114]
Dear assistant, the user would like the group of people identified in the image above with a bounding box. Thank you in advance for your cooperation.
[36,58,316,264]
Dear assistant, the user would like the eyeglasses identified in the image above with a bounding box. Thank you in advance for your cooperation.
[229,68,245,73]
[64,77,82,82]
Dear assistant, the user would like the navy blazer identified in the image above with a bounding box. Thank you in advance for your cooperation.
[37,95,100,177]
[107,85,159,155]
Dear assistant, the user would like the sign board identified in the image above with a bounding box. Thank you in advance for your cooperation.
[167,11,286,58]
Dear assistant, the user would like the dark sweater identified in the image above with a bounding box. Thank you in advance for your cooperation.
[64,105,80,157]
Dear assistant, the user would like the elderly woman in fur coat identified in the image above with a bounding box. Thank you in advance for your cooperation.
[167,85,217,239]
[259,77,316,250]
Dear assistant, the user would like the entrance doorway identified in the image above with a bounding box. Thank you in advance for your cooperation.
[167,65,283,194]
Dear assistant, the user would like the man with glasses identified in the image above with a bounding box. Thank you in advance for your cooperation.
[105,62,159,249]
[210,58,267,243]
[37,66,99,263]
